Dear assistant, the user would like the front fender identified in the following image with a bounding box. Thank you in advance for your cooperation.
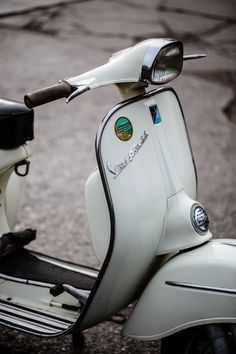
[123,239,236,340]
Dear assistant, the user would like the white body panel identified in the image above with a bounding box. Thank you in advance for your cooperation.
[0,145,29,175]
[123,239,236,340]
[5,172,21,230]
[85,168,110,262]
[0,145,30,234]
[66,39,157,89]
[81,88,211,329]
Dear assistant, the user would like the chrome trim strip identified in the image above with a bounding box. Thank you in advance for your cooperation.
[0,310,60,332]
[221,243,236,248]
[166,281,236,295]
[0,299,74,324]
[0,273,53,287]
[141,39,183,84]
[0,302,73,327]
[0,318,56,336]
[34,254,98,279]
[0,299,74,336]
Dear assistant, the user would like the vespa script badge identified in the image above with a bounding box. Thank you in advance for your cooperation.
[107,131,148,178]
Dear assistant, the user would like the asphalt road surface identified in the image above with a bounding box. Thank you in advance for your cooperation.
[0,0,235,353]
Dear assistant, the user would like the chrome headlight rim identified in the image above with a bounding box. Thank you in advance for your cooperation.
[140,39,183,85]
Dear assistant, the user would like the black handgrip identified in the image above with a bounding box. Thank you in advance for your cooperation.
[0,229,36,250]
[24,81,72,108]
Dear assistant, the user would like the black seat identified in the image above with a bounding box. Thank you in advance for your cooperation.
[0,98,34,149]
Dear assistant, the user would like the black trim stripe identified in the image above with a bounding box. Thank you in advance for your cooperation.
[221,243,236,248]
[166,281,236,295]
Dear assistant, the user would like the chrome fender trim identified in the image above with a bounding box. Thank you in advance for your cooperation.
[165,280,236,295]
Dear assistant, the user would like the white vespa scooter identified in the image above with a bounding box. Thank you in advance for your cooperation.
[0,39,235,354]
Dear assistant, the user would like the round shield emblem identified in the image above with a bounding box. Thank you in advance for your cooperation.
[191,204,209,235]
[115,117,133,141]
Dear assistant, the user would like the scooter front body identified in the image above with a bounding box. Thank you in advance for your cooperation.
[81,86,212,330]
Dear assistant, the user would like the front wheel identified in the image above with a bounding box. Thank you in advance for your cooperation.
[161,324,236,354]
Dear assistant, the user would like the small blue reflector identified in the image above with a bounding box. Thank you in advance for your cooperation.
[149,104,161,124]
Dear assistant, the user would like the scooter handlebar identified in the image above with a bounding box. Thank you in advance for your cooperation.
[24,81,72,108]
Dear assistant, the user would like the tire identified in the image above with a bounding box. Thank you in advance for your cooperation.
[161,324,236,354]
[72,331,85,352]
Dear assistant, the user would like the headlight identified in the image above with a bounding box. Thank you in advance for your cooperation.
[141,39,183,84]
